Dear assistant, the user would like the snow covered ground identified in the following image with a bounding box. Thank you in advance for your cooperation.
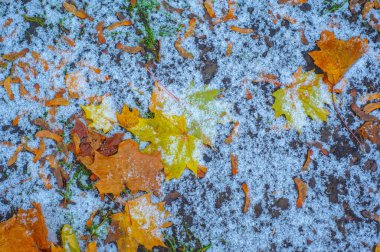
[1,0,379,251]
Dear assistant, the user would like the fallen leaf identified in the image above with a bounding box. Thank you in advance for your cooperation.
[231,153,238,176]
[278,0,307,5]
[65,71,87,98]
[294,177,307,208]
[184,18,196,38]
[358,121,380,147]
[308,30,368,89]
[116,42,143,54]
[107,20,132,30]
[174,37,194,59]
[2,48,29,61]
[35,130,63,142]
[96,21,106,44]
[242,182,250,213]
[230,25,254,34]
[363,102,380,114]
[204,0,216,18]
[302,149,313,171]
[108,194,171,252]
[82,139,164,196]
[226,41,233,56]
[81,97,117,133]
[61,224,80,252]
[86,241,97,252]
[162,1,184,14]
[33,140,45,163]
[45,97,70,106]
[272,68,331,132]
[63,2,88,19]
[213,0,237,25]
[149,82,232,146]
[225,121,239,143]
[363,0,380,18]
[2,76,14,100]
[8,144,23,167]
[0,203,49,251]
[118,107,202,180]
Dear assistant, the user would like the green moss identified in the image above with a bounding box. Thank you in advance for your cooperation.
[22,15,46,26]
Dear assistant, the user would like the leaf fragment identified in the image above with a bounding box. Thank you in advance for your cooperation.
[107,20,132,31]
[96,21,106,44]
[35,130,63,142]
[230,25,254,34]
[242,182,250,213]
[174,37,194,59]
[116,42,142,54]
[63,2,88,19]
[230,153,238,176]
[2,48,29,61]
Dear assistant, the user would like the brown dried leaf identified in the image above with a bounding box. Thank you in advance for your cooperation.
[107,20,132,31]
[231,153,238,176]
[230,25,254,34]
[116,42,143,54]
[96,21,106,44]
[2,48,29,61]
[174,37,194,59]
[35,130,63,142]
[294,177,307,208]
[242,182,250,213]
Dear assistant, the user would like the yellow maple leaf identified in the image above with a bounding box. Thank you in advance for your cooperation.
[272,68,331,132]
[118,107,202,180]
[61,224,80,252]
[109,194,171,252]
[308,30,368,89]
[82,139,164,195]
[81,97,116,133]
[0,203,50,252]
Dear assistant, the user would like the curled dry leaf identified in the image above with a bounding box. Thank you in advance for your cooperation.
[96,21,106,44]
[174,37,194,59]
[35,130,63,142]
[302,149,313,171]
[8,145,23,167]
[2,48,29,61]
[33,140,45,163]
[230,25,254,34]
[364,102,380,114]
[213,0,238,25]
[107,20,132,30]
[82,139,164,196]
[2,76,14,100]
[108,194,171,252]
[225,121,239,143]
[278,0,307,5]
[294,177,308,208]
[242,182,250,213]
[116,42,143,54]
[45,97,70,106]
[308,30,368,89]
[231,153,238,176]
[358,121,380,147]
[0,203,50,251]
[204,0,216,18]
[63,2,88,19]
[184,18,197,38]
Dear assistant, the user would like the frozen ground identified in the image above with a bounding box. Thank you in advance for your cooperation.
[0,0,380,251]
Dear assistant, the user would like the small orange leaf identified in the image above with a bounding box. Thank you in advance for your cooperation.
[45,97,70,107]
[225,121,239,143]
[96,21,106,44]
[2,48,29,61]
[63,2,88,19]
[294,177,308,208]
[35,130,63,142]
[8,145,23,167]
[242,182,250,213]
[107,20,132,30]
[33,140,45,163]
[363,102,380,114]
[231,153,238,176]
[3,18,13,28]
[308,30,368,89]
[3,76,14,100]
[174,38,194,59]
[301,149,313,171]
[230,25,254,34]
[184,18,196,38]
[204,0,216,18]
[62,36,76,47]
[226,41,233,56]
[116,42,142,54]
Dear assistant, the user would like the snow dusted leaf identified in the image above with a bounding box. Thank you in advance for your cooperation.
[61,224,80,252]
[278,0,307,5]
[118,107,202,180]
[81,97,117,133]
[82,139,164,196]
[150,82,232,146]
[309,30,368,89]
[272,68,331,132]
[0,203,49,251]
[108,194,171,252]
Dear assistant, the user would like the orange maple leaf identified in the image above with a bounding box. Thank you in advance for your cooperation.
[82,139,164,196]
[108,194,171,252]
[308,30,368,89]
[0,203,50,251]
